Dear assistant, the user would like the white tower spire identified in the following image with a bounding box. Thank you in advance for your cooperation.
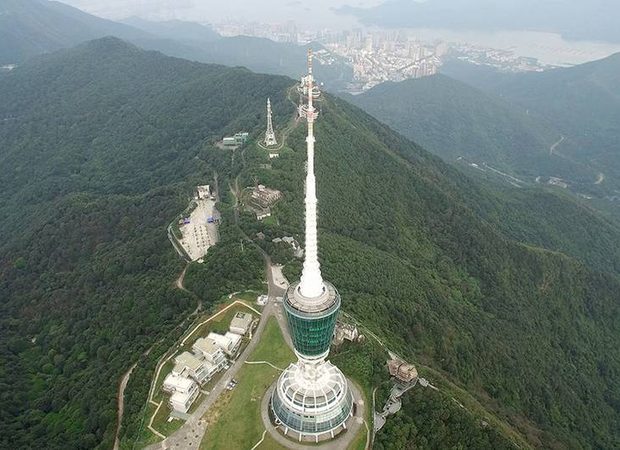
[268,48,355,442]
[264,98,277,147]
[298,49,325,299]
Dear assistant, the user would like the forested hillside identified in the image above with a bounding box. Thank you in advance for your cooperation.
[344,74,597,184]
[238,96,620,448]
[0,0,152,63]
[120,17,220,43]
[443,54,620,194]
[0,38,292,449]
[0,0,350,89]
[1,38,619,449]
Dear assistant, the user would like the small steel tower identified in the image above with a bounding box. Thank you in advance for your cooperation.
[264,98,278,147]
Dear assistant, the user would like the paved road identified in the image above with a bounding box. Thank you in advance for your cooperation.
[549,135,565,156]
[145,260,287,450]
[113,362,138,450]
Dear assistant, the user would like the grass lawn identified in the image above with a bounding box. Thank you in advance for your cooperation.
[124,403,160,449]
[200,317,294,450]
[152,360,174,402]
[347,425,369,450]
[235,290,263,303]
[152,399,185,436]
[261,215,278,226]
[139,301,262,444]
[184,305,243,345]
[178,301,259,354]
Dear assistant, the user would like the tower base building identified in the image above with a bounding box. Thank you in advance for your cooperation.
[269,282,354,441]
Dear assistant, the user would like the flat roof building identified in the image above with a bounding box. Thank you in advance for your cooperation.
[234,132,249,144]
[163,373,195,394]
[162,373,199,413]
[230,311,253,335]
[173,351,215,385]
[192,337,227,370]
[208,332,242,358]
[196,185,211,199]
[170,389,199,414]
[222,136,237,146]
[226,332,242,352]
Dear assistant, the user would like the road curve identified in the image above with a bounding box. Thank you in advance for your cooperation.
[113,362,138,450]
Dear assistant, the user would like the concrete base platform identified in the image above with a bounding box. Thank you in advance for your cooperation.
[261,382,366,449]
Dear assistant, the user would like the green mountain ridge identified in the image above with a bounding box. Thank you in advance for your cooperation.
[0,0,351,89]
[343,74,597,184]
[0,38,619,449]
[0,0,154,63]
[0,37,293,449]
[342,74,620,275]
[120,16,220,43]
[442,54,620,194]
[251,91,620,449]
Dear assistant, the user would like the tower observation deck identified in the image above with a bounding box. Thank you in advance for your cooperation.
[268,50,354,442]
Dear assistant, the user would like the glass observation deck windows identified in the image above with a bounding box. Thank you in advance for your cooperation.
[269,280,353,439]
[283,283,341,358]
[271,386,353,435]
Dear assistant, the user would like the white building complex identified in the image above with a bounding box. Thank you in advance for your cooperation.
[207,331,242,358]
[268,50,354,442]
[192,337,227,370]
[173,352,216,386]
[162,310,254,413]
[163,373,199,414]
[229,311,253,335]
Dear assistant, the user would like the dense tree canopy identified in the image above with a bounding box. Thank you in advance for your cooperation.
[1,37,619,449]
[0,38,292,449]
[238,95,620,448]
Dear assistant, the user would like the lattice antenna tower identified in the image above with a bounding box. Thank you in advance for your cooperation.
[264,98,278,147]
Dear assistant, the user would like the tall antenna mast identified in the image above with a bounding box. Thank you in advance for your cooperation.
[298,49,324,299]
[268,48,354,441]
[264,98,277,147]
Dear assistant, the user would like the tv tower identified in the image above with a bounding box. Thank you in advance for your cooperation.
[268,49,354,442]
[264,98,278,147]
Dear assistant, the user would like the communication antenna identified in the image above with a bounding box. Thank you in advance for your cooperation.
[264,98,278,147]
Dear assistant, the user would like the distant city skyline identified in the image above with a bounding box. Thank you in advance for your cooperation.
[55,0,620,66]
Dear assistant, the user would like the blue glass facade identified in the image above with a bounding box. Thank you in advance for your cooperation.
[283,291,340,358]
[270,282,353,439]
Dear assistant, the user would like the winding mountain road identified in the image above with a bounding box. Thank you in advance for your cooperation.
[113,362,138,450]
[550,135,565,155]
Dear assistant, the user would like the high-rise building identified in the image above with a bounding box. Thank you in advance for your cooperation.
[264,98,278,147]
[269,50,354,442]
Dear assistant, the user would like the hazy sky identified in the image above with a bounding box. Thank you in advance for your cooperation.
[57,0,384,28]
[56,0,620,64]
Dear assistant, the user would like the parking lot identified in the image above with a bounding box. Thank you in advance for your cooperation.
[179,198,219,261]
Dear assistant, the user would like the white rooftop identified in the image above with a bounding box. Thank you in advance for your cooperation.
[208,332,241,353]
[225,332,242,345]
[193,337,222,355]
[163,373,195,392]
[230,312,253,330]
[175,351,204,371]
[170,389,196,412]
